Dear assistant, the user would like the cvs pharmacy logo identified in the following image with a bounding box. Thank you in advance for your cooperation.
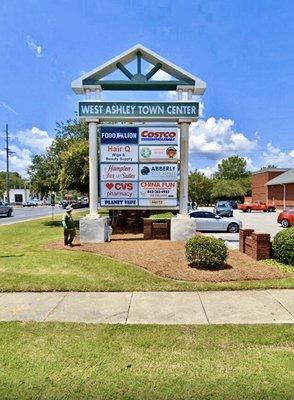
[105,182,133,191]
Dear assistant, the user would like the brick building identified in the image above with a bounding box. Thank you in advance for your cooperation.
[252,168,294,209]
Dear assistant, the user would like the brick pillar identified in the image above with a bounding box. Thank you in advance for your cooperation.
[143,219,152,240]
[167,219,171,240]
[251,232,271,260]
[239,229,254,253]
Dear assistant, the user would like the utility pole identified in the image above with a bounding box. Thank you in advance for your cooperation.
[5,124,11,204]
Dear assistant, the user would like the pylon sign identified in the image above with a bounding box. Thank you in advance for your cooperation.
[99,125,179,209]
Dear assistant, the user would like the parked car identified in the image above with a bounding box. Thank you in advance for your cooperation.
[0,201,13,217]
[189,210,242,233]
[22,200,38,207]
[226,200,239,209]
[59,200,69,209]
[213,201,233,217]
[277,209,294,228]
[238,201,275,213]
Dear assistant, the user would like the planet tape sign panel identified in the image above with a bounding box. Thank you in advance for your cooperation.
[99,125,179,209]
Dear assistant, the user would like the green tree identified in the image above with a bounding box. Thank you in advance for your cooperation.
[214,156,250,180]
[188,171,213,205]
[59,139,89,194]
[28,118,90,196]
[212,156,252,199]
[261,165,277,170]
[211,179,247,199]
[0,172,27,198]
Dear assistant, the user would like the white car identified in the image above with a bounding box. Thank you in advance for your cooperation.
[189,210,242,233]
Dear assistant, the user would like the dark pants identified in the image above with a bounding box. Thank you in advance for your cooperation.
[64,229,75,245]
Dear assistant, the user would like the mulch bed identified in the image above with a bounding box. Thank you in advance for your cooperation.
[45,232,290,283]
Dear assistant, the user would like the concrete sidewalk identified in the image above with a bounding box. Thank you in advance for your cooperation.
[0,290,293,325]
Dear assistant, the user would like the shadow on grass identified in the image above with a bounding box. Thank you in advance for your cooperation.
[0,254,24,258]
[188,262,233,271]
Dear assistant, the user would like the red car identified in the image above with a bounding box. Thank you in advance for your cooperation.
[238,201,275,213]
[277,210,294,228]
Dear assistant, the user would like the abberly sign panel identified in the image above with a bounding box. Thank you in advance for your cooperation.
[99,125,180,209]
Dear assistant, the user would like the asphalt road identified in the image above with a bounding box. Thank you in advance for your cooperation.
[0,206,85,226]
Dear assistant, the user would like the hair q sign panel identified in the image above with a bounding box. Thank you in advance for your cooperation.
[100,144,138,163]
[139,127,179,145]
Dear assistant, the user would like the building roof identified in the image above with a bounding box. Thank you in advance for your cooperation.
[252,168,288,175]
[71,43,206,94]
[266,168,294,186]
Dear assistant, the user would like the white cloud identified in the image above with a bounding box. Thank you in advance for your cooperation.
[0,102,17,115]
[197,165,217,177]
[0,126,52,177]
[261,142,294,167]
[26,35,42,57]
[0,146,32,177]
[189,117,257,158]
[16,127,53,152]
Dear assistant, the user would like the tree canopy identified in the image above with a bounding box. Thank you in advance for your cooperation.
[188,156,252,205]
[214,156,250,180]
[188,171,213,205]
[28,118,90,197]
[0,172,27,198]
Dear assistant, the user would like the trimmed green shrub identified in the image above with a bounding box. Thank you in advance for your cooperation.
[272,228,294,266]
[185,235,228,269]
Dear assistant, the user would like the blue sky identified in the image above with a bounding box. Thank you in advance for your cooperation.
[0,0,293,176]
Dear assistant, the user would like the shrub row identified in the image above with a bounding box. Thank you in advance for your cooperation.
[272,228,294,266]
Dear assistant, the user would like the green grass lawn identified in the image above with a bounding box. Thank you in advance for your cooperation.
[0,323,293,399]
[0,215,293,292]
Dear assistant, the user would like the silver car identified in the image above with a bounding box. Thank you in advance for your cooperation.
[0,201,13,217]
[189,210,242,233]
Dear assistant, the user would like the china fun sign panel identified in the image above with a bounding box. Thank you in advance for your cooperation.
[99,125,179,209]
[139,182,177,199]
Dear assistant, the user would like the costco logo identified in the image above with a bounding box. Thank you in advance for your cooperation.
[139,127,178,144]
[141,130,176,138]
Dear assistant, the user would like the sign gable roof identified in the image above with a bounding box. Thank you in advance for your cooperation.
[71,44,206,94]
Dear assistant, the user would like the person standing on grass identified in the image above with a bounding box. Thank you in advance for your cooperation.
[62,205,76,247]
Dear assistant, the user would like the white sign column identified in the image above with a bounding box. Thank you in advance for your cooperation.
[179,121,190,215]
[88,120,99,217]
